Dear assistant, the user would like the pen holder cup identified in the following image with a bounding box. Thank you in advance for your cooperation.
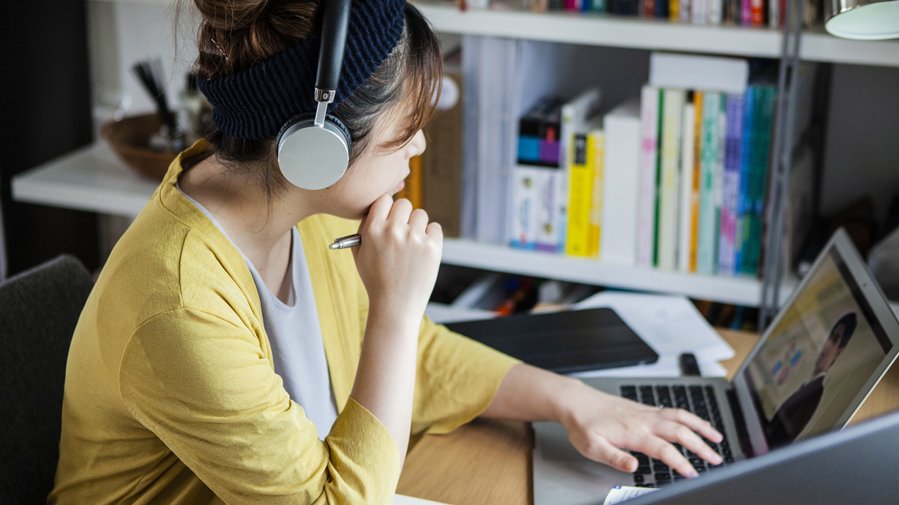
[100,113,181,181]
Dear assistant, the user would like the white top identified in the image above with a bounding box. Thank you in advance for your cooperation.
[177,187,338,439]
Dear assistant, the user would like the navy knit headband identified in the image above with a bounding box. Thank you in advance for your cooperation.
[197,0,406,140]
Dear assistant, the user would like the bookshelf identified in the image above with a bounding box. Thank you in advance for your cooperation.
[29,1,895,308]
[11,141,794,306]
[85,0,899,67]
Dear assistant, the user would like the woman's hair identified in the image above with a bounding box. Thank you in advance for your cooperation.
[182,0,442,194]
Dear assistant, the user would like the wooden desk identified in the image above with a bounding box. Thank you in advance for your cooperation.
[396,329,899,504]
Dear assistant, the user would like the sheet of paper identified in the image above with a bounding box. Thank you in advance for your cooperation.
[394,494,449,505]
[602,485,659,505]
[574,292,735,365]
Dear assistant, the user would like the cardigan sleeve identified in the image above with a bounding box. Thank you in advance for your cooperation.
[410,316,521,437]
[119,308,400,505]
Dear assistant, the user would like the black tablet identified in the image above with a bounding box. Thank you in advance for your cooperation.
[445,307,659,374]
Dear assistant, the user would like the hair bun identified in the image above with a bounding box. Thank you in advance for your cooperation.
[194,0,270,31]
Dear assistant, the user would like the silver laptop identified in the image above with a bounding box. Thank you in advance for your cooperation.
[533,228,899,505]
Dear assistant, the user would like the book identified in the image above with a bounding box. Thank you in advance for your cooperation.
[422,65,464,237]
[649,52,749,95]
[657,88,686,271]
[689,92,704,272]
[565,129,597,257]
[735,87,756,275]
[697,91,722,274]
[588,131,605,257]
[396,155,423,208]
[718,93,744,276]
[637,86,661,268]
[601,98,641,267]
[678,99,696,273]
[510,97,564,250]
[557,88,602,252]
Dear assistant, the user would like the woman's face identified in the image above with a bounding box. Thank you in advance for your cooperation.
[316,107,426,219]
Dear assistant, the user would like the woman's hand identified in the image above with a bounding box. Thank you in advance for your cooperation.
[353,195,443,320]
[560,381,723,478]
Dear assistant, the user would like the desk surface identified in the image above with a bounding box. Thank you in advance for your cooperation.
[396,329,899,504]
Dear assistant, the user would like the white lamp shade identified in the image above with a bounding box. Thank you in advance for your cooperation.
[826,0,899,39]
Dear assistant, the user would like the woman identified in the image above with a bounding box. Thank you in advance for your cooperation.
[50,0,722,503]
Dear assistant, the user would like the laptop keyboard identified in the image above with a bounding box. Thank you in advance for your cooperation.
[620,384,735,487]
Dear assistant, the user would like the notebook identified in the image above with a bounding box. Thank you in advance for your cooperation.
[445,307,659,374]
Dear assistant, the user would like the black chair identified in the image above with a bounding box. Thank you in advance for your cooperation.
[0,256,94,504]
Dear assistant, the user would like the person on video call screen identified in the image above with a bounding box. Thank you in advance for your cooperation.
[768,312,859,443]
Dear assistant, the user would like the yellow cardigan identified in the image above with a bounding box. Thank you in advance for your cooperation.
[50,142,518,505]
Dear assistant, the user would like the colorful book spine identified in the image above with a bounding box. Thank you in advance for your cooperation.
[565,132,596,257]
[669,0,679,20]
[741,0,751,25]
[750,0,764,25]
[651,89,664,267]
[743,86,777,275]
[644,0,657,16]
[689,92,703,272]
[678,100,696,273]
[658,88,685,271]
[396,155,423,208]
[697,91,720,274]
[735,87,756,275]
[588,131,605,257]
[718,93,743,276]
[637,86,660,268]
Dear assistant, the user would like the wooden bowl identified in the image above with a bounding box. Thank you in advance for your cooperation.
[100,113,180,181]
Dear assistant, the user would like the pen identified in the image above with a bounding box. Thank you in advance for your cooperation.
[329,233,361,250]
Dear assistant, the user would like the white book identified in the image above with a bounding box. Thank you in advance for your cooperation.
[637,86,660,268]
[649,52,749,95]
[678,101,696,273]
[691,0,708,24]
[708,0,723,24]
[657,88,685,271]
[601,98,641,267]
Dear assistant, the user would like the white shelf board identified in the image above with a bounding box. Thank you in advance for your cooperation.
[441,238,794,307]
[417,4,899,67]
[11,143,159,218]
[419,4,784,58]
[87,0,899,67]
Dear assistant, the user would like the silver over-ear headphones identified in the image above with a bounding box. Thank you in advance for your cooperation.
[276,0,353,190]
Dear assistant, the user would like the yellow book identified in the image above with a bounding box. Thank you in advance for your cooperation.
[397,155,423,208]
[564,131,596,257]
[689,92,703,272]
[588,131,605,258]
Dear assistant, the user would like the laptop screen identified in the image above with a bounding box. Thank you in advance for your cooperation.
[743,248,893,449]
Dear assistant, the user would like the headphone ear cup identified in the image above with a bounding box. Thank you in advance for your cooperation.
[276,113,353,190]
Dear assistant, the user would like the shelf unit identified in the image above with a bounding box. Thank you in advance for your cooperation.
[34,0,892,307]
[11,142,793,306]
[86,0,899,67]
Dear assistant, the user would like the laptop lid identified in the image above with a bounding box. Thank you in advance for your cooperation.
[624,409,899,505]
[730,228,899,455]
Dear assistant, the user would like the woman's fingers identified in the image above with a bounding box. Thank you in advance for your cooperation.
[656,420,723,467]
[408,208,430,235]
[661,408,723,443]
[639,436,697,478]
[585,436,638,473]
[387,198,413,226]
[364,194,393,229]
